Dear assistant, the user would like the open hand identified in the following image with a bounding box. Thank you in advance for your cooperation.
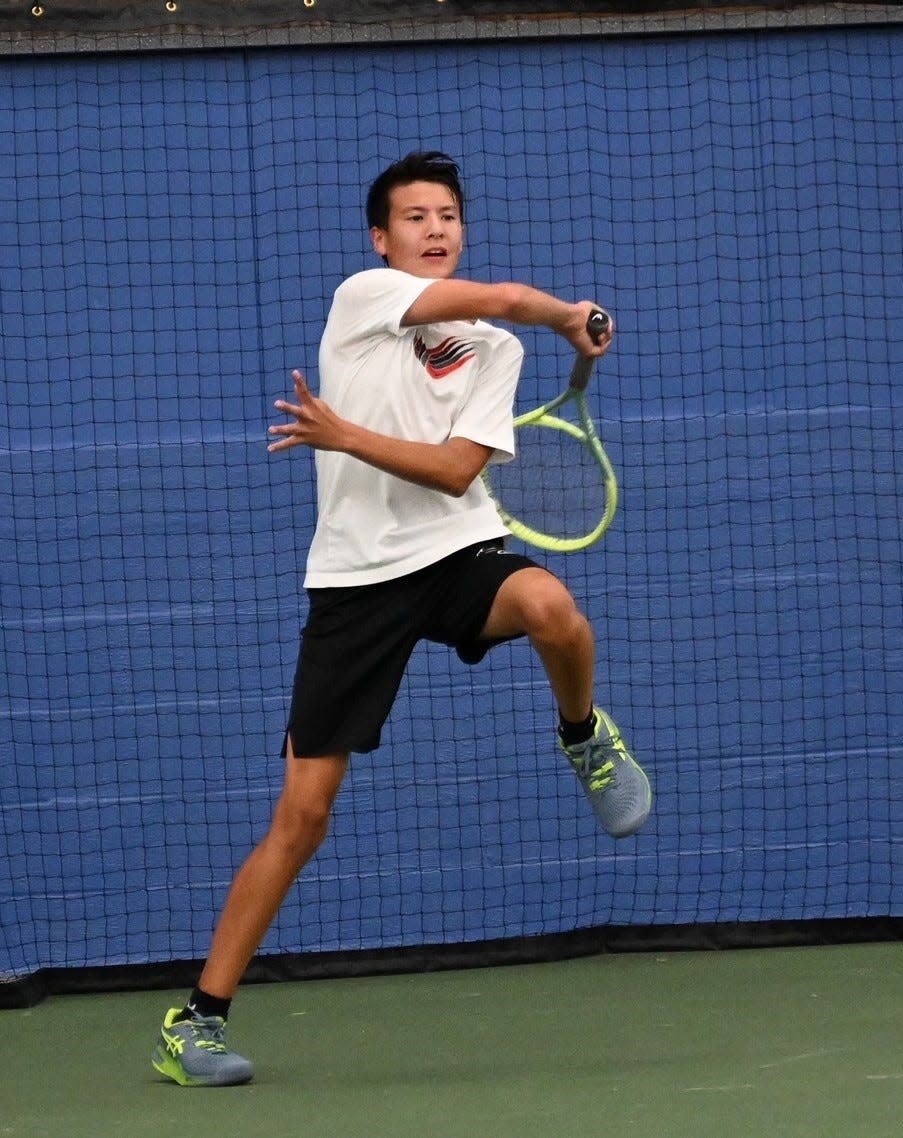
[267,370,347,453]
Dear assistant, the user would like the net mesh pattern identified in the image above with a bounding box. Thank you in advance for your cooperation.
[1,28,901,981]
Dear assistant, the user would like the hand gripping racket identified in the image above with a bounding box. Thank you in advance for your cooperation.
[483,309,618,552]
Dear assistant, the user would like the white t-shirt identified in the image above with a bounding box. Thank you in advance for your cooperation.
[304,267,524,587]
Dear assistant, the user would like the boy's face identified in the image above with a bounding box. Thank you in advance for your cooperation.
[370,180,464,278]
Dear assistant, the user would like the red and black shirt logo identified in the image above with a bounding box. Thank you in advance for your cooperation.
[413,333,476,379]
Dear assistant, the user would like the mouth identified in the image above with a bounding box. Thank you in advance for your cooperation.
[422,248,448,259]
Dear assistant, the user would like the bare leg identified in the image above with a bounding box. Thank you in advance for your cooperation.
[198,743,349,1000]
[479,567,651,840]
[478,567,595,722]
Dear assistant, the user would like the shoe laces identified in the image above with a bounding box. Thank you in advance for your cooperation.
[565,737,616,788]
[185,1016,228,1053]
[578,724,626,788]
[585,755,615,792]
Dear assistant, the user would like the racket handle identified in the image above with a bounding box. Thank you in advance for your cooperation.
[569,309,611,391]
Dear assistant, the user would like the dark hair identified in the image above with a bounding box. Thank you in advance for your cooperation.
[366,150,465,230]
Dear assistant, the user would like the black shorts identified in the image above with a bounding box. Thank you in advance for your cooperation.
[285,539,543,756]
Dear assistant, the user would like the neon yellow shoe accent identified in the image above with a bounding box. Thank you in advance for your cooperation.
[151,1007,254,1087]
[560,707,652,838]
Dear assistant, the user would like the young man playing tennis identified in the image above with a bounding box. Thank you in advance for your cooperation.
[152,151,651,1087]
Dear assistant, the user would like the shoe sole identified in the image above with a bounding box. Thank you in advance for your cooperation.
[151,1046,253,1088]
[152,1047,206,1087]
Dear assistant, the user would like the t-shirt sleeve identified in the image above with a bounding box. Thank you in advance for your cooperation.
[449,328,523,463]
[329,268,436,342]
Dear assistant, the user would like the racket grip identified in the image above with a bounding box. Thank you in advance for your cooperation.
[569,309,611,391]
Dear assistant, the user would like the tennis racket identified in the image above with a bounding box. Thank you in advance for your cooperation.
[483,309,618,553]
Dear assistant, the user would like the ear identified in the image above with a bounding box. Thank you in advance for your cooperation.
[370,226,387,257]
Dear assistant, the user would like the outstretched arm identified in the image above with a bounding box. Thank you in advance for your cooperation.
[267,371,492,497]
[401,279,614,359]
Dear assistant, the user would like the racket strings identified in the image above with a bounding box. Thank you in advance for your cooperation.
[491,419,608,543]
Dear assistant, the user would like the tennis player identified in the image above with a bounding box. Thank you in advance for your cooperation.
[152,151,651,1087]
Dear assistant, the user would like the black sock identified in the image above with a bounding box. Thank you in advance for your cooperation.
[558,708,597,748]
[179,986,232,1023]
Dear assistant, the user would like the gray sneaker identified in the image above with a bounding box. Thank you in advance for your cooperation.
[152,1008,254,1087]
[560,708,652,838]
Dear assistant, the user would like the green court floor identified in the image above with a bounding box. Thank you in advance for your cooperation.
[1,941,900,1137]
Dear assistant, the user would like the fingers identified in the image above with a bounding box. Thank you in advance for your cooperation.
[579,301,614,355]
[266,433,296,453]
[595,312,614,356]
[270,372,310,417]
[276,370,311,412]
[267,368,333,454]
[267,414,303,451]
[595,308,615,341]
[292,369,311,399]
[267,370,310,452]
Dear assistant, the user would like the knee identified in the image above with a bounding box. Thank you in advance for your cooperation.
[269,797,333,862]
[521,585,589,647]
